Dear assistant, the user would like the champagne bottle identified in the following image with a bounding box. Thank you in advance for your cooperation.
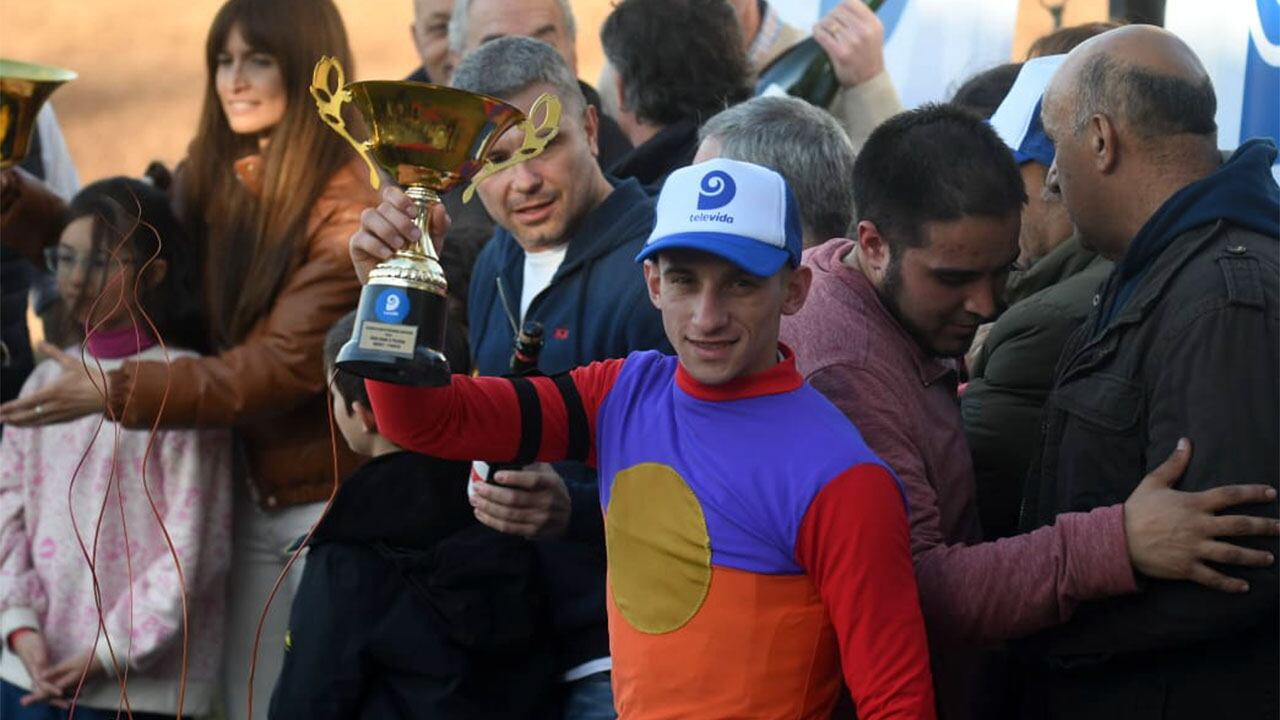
[753,0,886,107]
[508,321,545,376]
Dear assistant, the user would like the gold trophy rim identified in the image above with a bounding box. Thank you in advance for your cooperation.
[0,58,78,84]
[0,58,78,170]
[343,78,525,124]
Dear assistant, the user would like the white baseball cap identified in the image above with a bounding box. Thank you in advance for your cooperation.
[635,158,803,277]
[988,54,1066,167]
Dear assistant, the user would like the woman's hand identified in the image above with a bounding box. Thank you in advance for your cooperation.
[0,343,107,426]
[10,630,66,707]
[349,185,451,284]
[37,648,106,706]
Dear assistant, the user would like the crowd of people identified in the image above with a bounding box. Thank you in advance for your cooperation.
[0,0,1276,719]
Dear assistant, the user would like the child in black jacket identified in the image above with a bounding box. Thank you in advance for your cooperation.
[268,312,557,720]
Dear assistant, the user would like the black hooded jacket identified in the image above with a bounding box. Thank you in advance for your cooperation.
[269,452,558,720]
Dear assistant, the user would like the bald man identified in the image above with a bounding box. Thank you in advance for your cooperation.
[1020,25,1280,719]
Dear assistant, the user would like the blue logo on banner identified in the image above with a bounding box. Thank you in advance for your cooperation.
[1242,0,1279,146]
[697,170,736,210]
[374,287,409,323]
[820,0,906,40]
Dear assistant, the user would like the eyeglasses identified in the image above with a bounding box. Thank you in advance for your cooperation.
[43,247,133,276]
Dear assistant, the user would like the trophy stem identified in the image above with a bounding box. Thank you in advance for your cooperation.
[405,185,443,264]
[365,184,448,296]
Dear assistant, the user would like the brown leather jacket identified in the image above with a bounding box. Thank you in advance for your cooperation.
[106,158,378,508]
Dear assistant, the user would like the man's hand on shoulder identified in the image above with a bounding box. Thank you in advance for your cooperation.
[1124,438,1279,593]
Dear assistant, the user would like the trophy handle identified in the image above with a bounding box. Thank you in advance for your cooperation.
[310,56,381,189]
[462,92,562,204]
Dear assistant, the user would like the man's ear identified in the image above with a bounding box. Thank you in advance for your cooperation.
[1090,113,1119,175]
[781,265,812,316]
[613,71,628,114]
[352,400,378,434]
[583,103,600,158]
[643,259,662,309]
[855,220,891,282]
[410,23,424,58]
[446,49,462,80]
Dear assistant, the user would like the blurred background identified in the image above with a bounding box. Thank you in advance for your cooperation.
[2,0,1108,184]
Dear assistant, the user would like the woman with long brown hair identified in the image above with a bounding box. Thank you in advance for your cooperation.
[0,1,377,715]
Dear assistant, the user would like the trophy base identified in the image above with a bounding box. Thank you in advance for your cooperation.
[336,281,453,387]
[335,342,451,386]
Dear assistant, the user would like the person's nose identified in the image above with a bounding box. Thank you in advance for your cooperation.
[230,59,250,92]
[964,278,999,321]
[509,157,543,196]
[689,286,728,335]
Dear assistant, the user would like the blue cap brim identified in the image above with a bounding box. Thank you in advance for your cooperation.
[635,231,792,277]
[1014,101,1056,167]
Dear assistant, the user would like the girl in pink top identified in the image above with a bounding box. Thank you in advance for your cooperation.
[0,176,232,719]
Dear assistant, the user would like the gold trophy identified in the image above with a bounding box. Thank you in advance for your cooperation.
[311,57,560,386]
[0,59,77,169]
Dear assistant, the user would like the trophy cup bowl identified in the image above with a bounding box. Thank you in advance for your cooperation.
[0,59,77,170]
[311,56,560,386]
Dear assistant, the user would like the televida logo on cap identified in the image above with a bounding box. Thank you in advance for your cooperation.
[691,170,735,224]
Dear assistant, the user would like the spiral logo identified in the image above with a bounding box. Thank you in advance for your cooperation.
[375,287,409,323]
[697,170,737,210]
[1252,0,1280,67]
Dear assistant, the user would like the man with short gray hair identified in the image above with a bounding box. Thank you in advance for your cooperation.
[357,36,669,720]
[694,96,857,248]
[443,0,631,169]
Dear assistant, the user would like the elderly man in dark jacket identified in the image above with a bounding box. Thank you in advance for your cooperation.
[1021,25,1280,719]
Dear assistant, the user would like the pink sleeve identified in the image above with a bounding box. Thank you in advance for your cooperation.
[0,425,47,636]
[809,364,1136,644]
[97,428,234,673]
[366,359,625,467]
[795,465,936,720]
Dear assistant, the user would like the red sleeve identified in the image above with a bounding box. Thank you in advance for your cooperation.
[365,358,626,467]
[795,464,936,720]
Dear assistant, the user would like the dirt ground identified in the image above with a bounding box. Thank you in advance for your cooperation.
[2,0,1104,185]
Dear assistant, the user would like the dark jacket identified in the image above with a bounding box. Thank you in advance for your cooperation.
[606,117,700,191]
[467,175,669,673]
[961,236,1112,540]
[1,130,50,408]
[270,452,557,720]
[1018,140,1280,719]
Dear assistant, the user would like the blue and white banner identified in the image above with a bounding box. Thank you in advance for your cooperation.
[1166,0,1279,177]
[774,0,1021,108]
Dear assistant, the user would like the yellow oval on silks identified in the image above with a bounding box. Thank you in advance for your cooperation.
[605,462,712,635]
